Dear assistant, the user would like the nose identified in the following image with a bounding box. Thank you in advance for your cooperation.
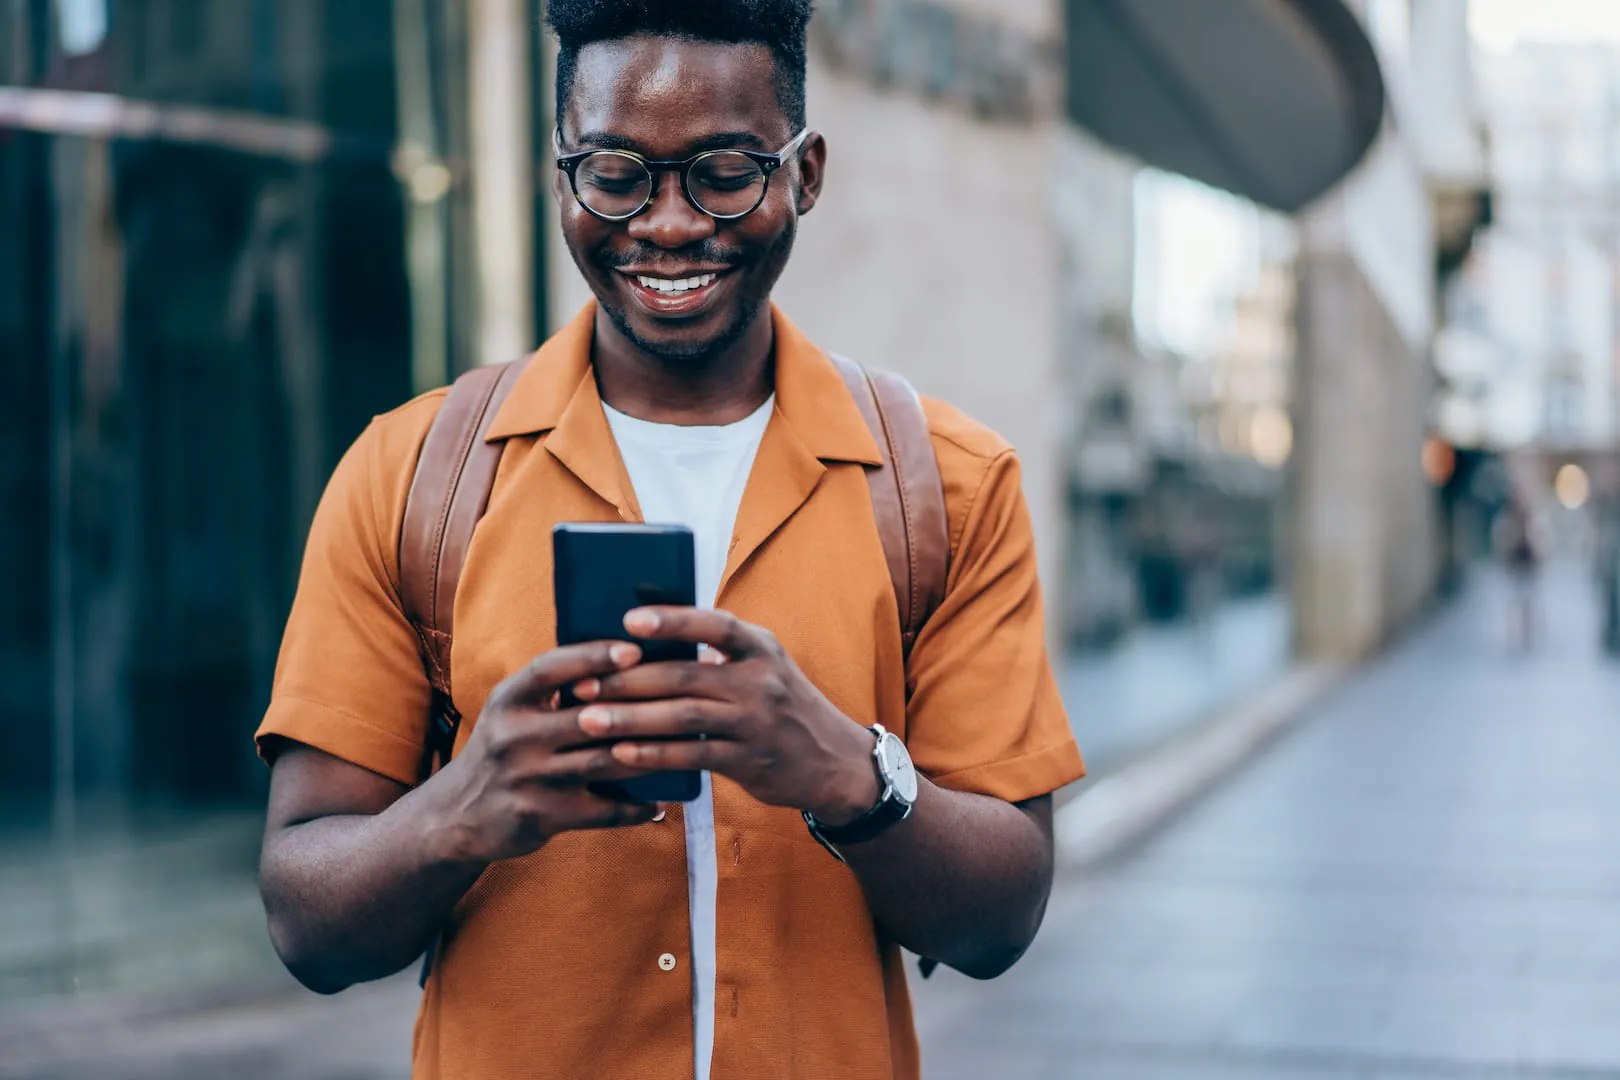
[626,172,717,248]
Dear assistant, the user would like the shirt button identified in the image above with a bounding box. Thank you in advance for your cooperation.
[658,953,678,972]
[652,809,667,823]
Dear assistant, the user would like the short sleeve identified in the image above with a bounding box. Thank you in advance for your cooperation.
[903,444,1086,803]
[254,395,445,786]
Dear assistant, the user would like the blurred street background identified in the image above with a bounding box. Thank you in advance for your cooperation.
[4,0,1620,1077]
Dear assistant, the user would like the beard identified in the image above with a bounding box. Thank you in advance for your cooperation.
[599,287,766,365]
[584,224,796,365]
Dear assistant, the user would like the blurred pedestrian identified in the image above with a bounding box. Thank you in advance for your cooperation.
[251,2,1084,1079]
[1591,492,1620,655]
[1184,505,1223,635]
[1494,496,1544,651]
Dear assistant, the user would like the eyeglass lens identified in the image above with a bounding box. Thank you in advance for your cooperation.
[574,151,769,219]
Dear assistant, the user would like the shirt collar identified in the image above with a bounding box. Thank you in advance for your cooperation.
[483,301,884,468]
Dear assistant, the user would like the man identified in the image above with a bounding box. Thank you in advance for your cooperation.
[255,2,1085,1077]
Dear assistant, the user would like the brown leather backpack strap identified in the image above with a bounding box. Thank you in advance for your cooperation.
[399,358,529,777]
[829,353,950,657]
[832,354,951,985]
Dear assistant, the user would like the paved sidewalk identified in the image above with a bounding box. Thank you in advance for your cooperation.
[910,562,1620,1078]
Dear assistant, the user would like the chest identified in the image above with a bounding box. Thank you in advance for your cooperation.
[610,426,763,610]
[444,441,908,748]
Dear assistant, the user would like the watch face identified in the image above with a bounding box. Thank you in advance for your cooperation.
[877,733,919,804]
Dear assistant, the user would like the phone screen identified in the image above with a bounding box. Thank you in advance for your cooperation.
[552,523,701,804]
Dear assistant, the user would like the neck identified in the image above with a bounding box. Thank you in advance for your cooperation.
[592,307,775,425]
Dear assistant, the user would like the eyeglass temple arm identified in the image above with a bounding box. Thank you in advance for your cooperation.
[554,126,810,164]
[778,128,811,158]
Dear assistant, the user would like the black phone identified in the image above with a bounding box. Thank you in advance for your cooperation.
[553,522,702,805]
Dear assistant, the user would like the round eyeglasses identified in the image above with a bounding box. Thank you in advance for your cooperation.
[555,129,810,222]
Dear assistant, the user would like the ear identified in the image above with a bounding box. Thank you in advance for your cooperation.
[794,131,827,216]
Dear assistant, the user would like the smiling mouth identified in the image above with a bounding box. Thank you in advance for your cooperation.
[632,272,719,295]
[619,270,729,314]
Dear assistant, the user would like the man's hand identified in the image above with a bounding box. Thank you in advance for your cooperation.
[571,608,883,825]
[568,607,1058,980]
[259,639,666,994]
[423,640,663,865]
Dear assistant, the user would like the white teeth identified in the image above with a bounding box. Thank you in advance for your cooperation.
[636,273,718,294]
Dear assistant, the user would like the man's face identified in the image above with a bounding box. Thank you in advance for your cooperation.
[555,36,824,362]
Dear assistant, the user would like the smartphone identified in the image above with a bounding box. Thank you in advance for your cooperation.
[553,523,702,805]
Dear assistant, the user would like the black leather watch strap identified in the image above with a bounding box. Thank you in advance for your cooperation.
[803,725,917,861]
[804,794,913,851]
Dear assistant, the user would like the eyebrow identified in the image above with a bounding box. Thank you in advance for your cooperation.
[570,130,771,155]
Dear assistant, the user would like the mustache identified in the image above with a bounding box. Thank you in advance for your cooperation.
[603,242,747,272]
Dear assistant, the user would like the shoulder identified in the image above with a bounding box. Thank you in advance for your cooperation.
[313,388,450,574]
[363,386,451,468]
[917,395,1022,560]
[345,387,450,504]
[919,395,1014,462]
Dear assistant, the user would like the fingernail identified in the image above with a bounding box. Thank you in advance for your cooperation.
[574,679,601,702]
[611,742,639,764]
[624,610,658,635]
[609,643,641,667]
[578,708,613,736]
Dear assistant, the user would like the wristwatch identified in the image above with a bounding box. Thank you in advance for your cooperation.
[803,724,918,862]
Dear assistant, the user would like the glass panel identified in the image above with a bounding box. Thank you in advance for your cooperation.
[1061,165,1296,770]
[0,0,548,1009]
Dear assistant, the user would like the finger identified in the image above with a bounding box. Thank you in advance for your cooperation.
[555,789,663,832]
[623,607,766,659]
[497,641,642,706]
[609,736,745,774]
[576,698,743,742]
[577,661,732,704]
[529,745,650,786]
[477,704,628,763]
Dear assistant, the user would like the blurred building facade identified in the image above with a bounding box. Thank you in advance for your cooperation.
[1440,37,1620,452]
[0,0,556,816]
[1052,137,1300,645]
[0,0,556,999]
[1291,0,1491,659]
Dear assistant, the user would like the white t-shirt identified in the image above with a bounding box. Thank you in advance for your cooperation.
[602,396,774,1080]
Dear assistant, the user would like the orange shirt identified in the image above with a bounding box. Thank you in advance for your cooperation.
[256,303,1085,1080]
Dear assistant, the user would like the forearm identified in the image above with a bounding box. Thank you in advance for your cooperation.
[835,781,1053,979]
[259,782,487,994]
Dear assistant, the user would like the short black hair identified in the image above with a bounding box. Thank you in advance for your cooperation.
[546,0,812,132]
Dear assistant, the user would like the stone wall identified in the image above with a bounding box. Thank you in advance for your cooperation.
[773,54,1066,621]
[1292,246,1443,661]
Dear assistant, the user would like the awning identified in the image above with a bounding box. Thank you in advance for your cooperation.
[1066,0,1386,213]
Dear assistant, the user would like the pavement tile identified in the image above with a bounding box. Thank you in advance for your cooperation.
[910,564,1620,1080]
